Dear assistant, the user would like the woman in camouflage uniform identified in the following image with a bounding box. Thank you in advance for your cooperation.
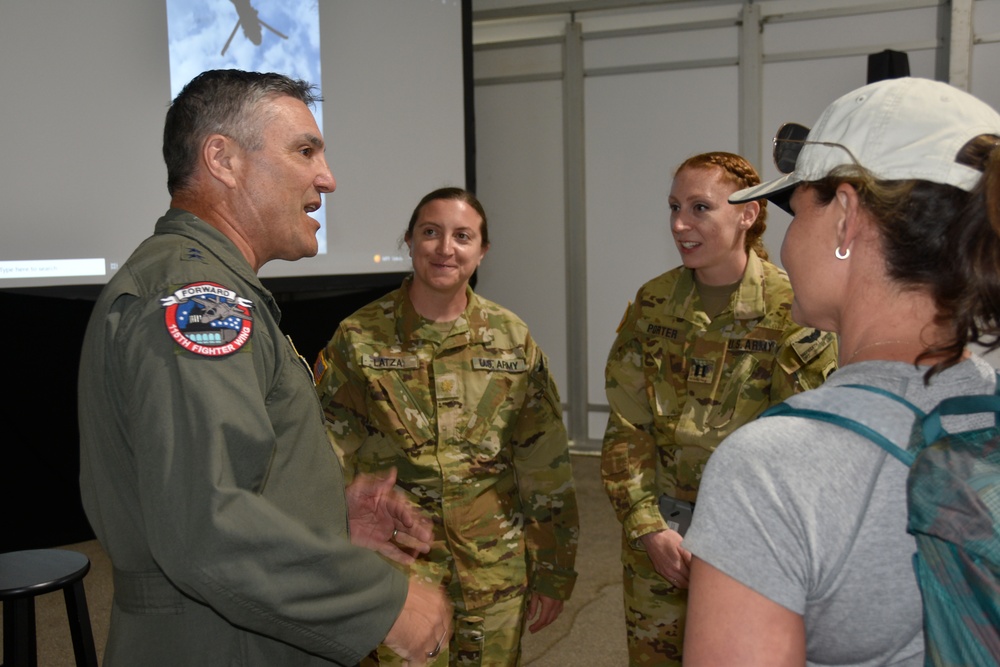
[315,187,579,667]
[601,152,838,666]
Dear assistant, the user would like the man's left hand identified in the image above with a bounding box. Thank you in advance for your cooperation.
[345,468,433,565]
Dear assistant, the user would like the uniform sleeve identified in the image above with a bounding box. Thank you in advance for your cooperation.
[600,300,666,547]
[112,292,406,664]
[511,333,580,601]
[772,326,839,402]
[314,325,371,481]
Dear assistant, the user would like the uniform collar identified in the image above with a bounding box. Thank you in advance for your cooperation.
[668,249,769,323]
[395,276,487,345]
[729,250,769,321]
[155,208,280,320]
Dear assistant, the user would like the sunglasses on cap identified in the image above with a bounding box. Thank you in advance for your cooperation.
[772,122,862,174]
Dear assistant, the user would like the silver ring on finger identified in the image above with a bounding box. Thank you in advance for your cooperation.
[427,632,446,658]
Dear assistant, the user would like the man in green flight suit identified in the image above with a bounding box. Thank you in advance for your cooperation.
[78,70,451,667]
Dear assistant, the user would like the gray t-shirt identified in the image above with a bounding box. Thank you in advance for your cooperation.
[684,356,996,667]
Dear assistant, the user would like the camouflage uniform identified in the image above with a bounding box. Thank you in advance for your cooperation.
[601,251,838,666]
[315,278,579,667]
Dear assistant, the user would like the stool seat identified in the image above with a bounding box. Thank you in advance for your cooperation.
[0,550,90,598]
[0,549,98,667]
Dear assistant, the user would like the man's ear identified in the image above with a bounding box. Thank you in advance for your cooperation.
[202,134,240,189]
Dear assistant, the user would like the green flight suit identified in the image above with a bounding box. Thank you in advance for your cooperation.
[601,251,838,666]
[315,279,579,666]
[78,209,407,667]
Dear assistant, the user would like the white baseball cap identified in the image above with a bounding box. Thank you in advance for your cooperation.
[730,77,1000,207]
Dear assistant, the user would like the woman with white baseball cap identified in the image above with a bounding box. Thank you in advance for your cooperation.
[681,77,1000,666]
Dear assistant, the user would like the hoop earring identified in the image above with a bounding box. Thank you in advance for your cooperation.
[835,246,850,260]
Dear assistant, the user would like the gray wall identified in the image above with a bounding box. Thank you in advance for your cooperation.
[470,0,1000,449]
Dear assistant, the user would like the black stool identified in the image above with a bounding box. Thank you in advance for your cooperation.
[0,549,98,667]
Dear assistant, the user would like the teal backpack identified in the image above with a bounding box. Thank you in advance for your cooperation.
[762,382,1000,666]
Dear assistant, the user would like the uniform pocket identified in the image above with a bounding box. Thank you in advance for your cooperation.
[649,356,680,419]
[705,352,770,432]
[600,438,633,480]
[464,374,513,461]
[453,614,486,666]
[462,357,529,464]
[373,373,436,447]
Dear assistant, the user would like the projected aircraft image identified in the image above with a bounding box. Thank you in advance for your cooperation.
[221,0,289,56]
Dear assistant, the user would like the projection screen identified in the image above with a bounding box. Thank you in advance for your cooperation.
[0,0,467,292]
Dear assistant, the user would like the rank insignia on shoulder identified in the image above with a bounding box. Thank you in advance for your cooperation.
[160,282,254,357]
[182,247,207,262]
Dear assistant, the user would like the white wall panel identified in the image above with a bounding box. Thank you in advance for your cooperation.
[585,27,738,69]
[475,43,563,79]
[971,43,1000,111]
[474,81,570,395]
[763,6,940,55]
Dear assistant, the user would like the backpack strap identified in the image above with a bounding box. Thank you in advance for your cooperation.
[761,371,1000,465]
[761,384,923,466]
[921,390,1000,443]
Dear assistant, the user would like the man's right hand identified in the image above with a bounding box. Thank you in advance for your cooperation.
[383,578,453,666]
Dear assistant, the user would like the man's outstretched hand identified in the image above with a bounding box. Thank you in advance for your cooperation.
[345,468,433,565]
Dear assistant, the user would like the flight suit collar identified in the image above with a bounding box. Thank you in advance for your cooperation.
[154,208,280,322]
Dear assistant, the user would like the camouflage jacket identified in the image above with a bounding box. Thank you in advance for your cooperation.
[314,279,579,610]
[601,251,838,546]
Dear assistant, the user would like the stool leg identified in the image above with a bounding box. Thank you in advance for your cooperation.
[3,597,37,667]
[63,581,98,667]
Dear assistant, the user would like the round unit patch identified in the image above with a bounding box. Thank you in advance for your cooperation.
[160,282,254,357]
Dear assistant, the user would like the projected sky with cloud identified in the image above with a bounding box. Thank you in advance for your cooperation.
[166,0,326,252]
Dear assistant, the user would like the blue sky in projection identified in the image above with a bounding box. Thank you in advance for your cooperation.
[166,0,327,252]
